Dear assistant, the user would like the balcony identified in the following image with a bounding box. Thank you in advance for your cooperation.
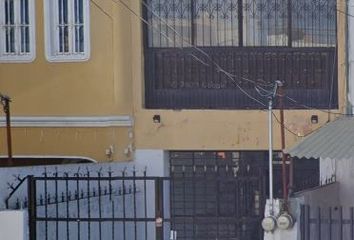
[144,46,337,109]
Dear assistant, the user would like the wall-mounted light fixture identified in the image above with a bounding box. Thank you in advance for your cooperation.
[311,115,319,124]
[153,115,161,124]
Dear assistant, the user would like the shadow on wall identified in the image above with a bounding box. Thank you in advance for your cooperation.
[293,182,340,207]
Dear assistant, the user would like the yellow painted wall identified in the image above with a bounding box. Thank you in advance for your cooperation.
[0,1,134,161]
[0,126,133,162]
[0,0,348,162]
[0,0,132,116]
[130,0,347,151]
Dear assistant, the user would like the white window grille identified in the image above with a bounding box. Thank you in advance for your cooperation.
[44,0,90,62]
[0,0,35,62]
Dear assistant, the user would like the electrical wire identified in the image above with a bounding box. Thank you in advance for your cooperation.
[286,96,353,116]
[140,0,274,88]
[271,112,300,137]
[272,112,325,138]
[91,0,113,20]
[255,85,277,98]
[139,0,350,112]
[111,0,354,142]
[254,82,352,117]
[115,0,268,107]
[102,0,351,116]
[110,0,212,73]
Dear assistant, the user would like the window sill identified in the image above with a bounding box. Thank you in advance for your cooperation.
[45,53,91,63]
[0,54,36,63]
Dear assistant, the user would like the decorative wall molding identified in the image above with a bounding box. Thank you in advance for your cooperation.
[0,155,97,163]
[0,116,133,128]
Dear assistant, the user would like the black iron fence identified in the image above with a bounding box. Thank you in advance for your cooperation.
[6,169,170,240]
[301,205,354,240]
[143,0,338,109]
[171,173,264,239]
[144,0,337,48]
[170,151,266,240]
[145,46,337,109]
[6,164,266,240]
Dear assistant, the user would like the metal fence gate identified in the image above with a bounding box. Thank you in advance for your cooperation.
[300,205,354,240]
[170,151,266,240]
[8,171,171,240]
[6,152,266,240]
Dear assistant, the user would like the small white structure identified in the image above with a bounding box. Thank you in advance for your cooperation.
[0,210,27,240]
[263,200,299,240]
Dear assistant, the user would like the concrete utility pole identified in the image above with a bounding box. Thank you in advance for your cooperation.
[268,96,274,215]
[261,83,280,233]
[268,82,280,215]
[1,94,13,166]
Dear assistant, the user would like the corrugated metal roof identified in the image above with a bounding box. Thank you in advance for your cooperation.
[285,117,354,159]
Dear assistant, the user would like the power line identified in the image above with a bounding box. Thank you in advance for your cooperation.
[96,1,348,139]
[115,0,269,107]
[272,112,300,137]
[94,0,354,142]
[140,0,274,87]
[106,0,350,116]
[286,96,353,116]
[254,79,350,117]
[272,112,324,138]
[91,0,113,20]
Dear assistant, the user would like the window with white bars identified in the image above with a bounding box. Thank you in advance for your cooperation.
[44,0,90,62]
[0,0,35,62]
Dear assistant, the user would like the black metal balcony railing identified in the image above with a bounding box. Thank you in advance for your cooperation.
[145,47,337,109]
[143,0,338,109]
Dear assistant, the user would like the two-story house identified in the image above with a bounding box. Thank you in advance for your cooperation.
[0,0,346,239]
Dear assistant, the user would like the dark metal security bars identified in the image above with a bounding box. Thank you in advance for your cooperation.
[23,170,170,240]
[146,0,336,48]
[170,151,266,240]
[144,0,338,109]
[300,205,354,240]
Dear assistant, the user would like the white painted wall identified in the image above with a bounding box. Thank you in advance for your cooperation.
[319,156,354,207]
[263,199,299,240]
[0,210,27,240]
[333,157,354,207]
[320,157,336,185]
[134,149,169,176]
[0,149,169,240]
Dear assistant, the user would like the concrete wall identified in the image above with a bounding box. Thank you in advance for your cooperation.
[318,156,354,207]
[0,0,132,116]
[0,211,27,240]
[320,157,336,185]
[264,184,340,240]
[0,150,169,239]
[0,0,134,161]
[294,183,340,207]
[264,200,299,240]
[0,126,134,162]
[130,0,347,152]
[332,157,354,207]
[0,0,348,162]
